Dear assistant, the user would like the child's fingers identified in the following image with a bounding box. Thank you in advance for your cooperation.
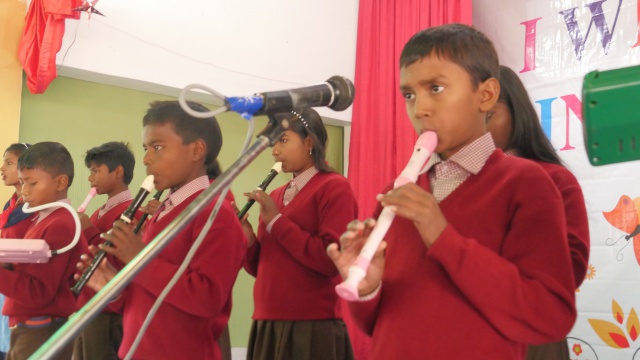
[326,243,340,261]
[243,192,258,201]
[374,240,387,258]
[346,219,365,232]
[88,245,100,256]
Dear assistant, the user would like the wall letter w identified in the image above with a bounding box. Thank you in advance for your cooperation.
[559,0,623,60]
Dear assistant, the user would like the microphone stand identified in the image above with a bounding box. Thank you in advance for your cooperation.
[30,114,288,359]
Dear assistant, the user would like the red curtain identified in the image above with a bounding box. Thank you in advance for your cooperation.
[19,0,82,94]
[345,1,472,359]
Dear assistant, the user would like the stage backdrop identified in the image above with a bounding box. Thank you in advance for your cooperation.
[475,1,640,359]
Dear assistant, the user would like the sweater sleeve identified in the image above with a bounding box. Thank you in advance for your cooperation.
[269,178,358,277]
[243,242,260,277]
[347,286,383,336]
[83,224,103,247]
[553,170,590,288]
[427,173,576,345]
[83,209,108,247]
[132,201,246,318]
[0,220,75,307]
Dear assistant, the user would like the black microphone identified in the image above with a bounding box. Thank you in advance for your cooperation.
[226,76,355,117]
[237,162,283,219]
[72,175,155,295]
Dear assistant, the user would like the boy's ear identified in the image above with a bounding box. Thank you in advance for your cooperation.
[114,165,124,180]
[55,174,69,192]
[478,77,500,113]
[191,139,207,162]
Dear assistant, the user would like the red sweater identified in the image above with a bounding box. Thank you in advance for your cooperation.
[77,200,133,310]
[0,209,35,240]
[83,201,133,248]
[245,172,358,320]
[1,194,35,239]
[0,208,88,326]
[117,192,246,360]
[349,151,576,360]
[536,161,590,288]
[0,216,34,239]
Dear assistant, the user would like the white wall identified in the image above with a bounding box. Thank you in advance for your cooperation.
[56,0,359,125]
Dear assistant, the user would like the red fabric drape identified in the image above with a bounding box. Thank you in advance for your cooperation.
[19,0,82,94]
[345,1,472,359]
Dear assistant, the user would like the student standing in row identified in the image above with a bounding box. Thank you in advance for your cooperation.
[0,143,33,360]
[77,101,246,360]
[1,142,88,360]
[487,65,590,360]
[328,24,576,360]
[240,108,358,360]
[74,141,138,360]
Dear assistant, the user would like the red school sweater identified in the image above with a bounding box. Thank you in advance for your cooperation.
[77,200,133,309]
[349,150,577,360]
[536,161,590,288]
[117,192,246,360]
[0,211,34,240]
[0,208,88,326]
[245,171,358,320]
[1,194,35,239]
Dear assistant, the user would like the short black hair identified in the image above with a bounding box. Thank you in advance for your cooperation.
[142,101,222,169]
[18,142,75,186]
[4,143,32,157]
[85,142,136,184]
[206,160,223,179]
[400,23,500,88]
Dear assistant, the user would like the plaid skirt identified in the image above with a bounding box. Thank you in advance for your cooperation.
[246,319,354,360]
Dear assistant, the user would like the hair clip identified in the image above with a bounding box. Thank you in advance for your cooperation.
[22,143,29,149]
[291,110,311,132]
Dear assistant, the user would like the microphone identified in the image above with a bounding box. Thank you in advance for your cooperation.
[72,175,155,295]
[77,187,97,213]
[237,162,283,219]
[226,76,355,117]
[335,131,438,301]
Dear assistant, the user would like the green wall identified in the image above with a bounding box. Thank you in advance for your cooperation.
[19,76,344,347]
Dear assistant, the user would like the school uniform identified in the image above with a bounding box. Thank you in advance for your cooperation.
[245,168,358,360]
[0,194,35,357]
[114,176,246,360]
[349,134,576,360]
[0,201,88,360]
[525,160,590,360]
[74,190,133,360]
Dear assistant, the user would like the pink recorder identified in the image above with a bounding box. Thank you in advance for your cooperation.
[335,131,437,301]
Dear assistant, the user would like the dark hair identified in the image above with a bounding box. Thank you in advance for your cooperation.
[285,108,334,173]
[4,143,32,157]
[400,23,500,88]
[84,142,136,185]
[142,101,223,169]
[18,142,75,186]
[497,65,562,166]
[206,160,222,179]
